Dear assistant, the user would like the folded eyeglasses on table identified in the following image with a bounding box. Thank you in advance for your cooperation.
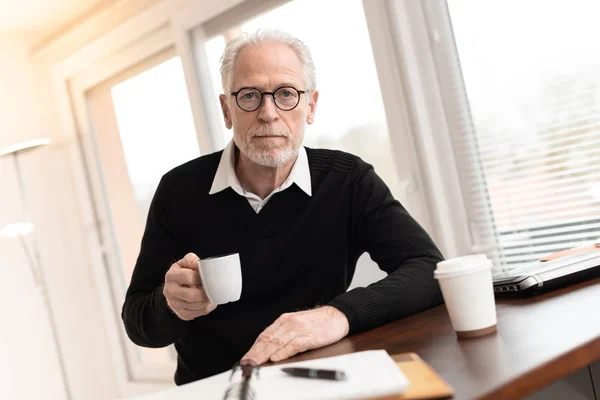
[222,360,260,400]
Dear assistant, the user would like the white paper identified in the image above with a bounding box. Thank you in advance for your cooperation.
[129,350,409,400]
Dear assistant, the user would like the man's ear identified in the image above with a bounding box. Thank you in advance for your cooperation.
[306,90,319,125]
[220,94,233,129]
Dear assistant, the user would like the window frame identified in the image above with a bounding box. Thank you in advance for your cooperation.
[361,0,474,258]
[417,0,505,262]
[67,29,184,393]
[418,0,600,269]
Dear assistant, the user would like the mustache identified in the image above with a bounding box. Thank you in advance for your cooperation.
[248,126,290,138]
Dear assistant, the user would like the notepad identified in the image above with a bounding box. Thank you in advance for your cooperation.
[129,350,409,400]
[257,350,410,399]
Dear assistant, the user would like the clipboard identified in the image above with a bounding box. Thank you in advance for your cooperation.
[221,352,452,400]
[377,353,454,400]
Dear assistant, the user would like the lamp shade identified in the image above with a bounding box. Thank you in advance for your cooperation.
[0,222,34,238]
[0,137,51,237]
[0,137,51,157]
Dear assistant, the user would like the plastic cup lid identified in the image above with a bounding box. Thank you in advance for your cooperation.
[435,254,492,276]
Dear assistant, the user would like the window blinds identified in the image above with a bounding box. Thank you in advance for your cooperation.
[424,0,600,271]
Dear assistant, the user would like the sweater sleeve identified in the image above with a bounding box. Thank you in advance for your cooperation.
[121,177,188,347]
[328,163,444,335]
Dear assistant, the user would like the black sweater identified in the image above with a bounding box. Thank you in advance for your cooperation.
[122,148,444,384]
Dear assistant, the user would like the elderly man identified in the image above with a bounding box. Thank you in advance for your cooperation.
[122,30,443,385]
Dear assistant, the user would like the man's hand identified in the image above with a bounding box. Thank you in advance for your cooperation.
[163,252,217,321]
[242,306,349,364]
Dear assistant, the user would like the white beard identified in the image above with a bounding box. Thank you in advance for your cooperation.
[234,125,303,167]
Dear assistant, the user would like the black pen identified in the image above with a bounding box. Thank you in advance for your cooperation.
[281,367,347,381]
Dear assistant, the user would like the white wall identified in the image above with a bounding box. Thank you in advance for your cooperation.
[0,37,117,400]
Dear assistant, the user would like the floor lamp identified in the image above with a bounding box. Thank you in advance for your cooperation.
[0,138,72,400]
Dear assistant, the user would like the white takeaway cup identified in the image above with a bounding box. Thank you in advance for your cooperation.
[434,254,497,339]
[197,253,243,305]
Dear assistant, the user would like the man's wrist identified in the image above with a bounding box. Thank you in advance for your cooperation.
[153,285,186,326]
[327,287,387,335]
[322,305,350,337]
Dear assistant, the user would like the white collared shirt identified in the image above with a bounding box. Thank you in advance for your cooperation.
[209,140,312,213]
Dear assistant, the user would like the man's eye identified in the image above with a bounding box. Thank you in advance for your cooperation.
[242,93,256,99]
[281,90,292,97]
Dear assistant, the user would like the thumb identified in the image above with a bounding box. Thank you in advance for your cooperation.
[179,252,199,270]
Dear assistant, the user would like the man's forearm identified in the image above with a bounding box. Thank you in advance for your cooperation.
[122,285,187,348]
[329,255,443,335]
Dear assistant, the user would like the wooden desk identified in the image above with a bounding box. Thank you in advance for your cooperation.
[281,278,600,399]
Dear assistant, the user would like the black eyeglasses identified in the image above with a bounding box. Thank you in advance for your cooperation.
[231,86,306,112]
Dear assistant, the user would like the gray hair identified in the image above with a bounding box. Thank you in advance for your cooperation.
[219,29,316,94]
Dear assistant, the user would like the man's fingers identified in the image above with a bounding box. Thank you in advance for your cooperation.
[169,298,215,312]
[177,286,209,304]
[179,252,200,270]
[247,317,285,353]
[243,326,294,364]
[168,283,210,304]
[162,253,219,322]
[206,302,217,314]
[166,265,202,286]
[242,320,283,363]
[270,336,312,362]
[256,330,295,363]
[166,297,217,320]
[174,311,195,321]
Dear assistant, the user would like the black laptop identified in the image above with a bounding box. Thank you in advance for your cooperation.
[493,249,600,296]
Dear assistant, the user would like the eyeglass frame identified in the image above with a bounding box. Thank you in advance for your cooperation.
[230,86,307,112]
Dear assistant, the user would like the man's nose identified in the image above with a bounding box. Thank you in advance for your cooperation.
[258,95,279,122]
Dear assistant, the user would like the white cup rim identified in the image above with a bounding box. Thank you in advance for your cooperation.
[200,252,238,261]
[434,261,492,279]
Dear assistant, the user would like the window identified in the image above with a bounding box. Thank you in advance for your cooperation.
[203,0,403,205]
[202,0,402,286]
[86,52,198,376]
[111,57,200,224]
[109,56,198,367]
[430,1,600,270]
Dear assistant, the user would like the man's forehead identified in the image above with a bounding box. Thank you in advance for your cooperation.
[233,75,303,90]
[232,42,304,89]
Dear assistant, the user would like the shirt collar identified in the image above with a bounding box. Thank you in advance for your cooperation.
[209,140,312,197]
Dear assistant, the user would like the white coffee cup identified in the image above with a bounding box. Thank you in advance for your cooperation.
[434,254,497,339]
[197,253,243,305]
